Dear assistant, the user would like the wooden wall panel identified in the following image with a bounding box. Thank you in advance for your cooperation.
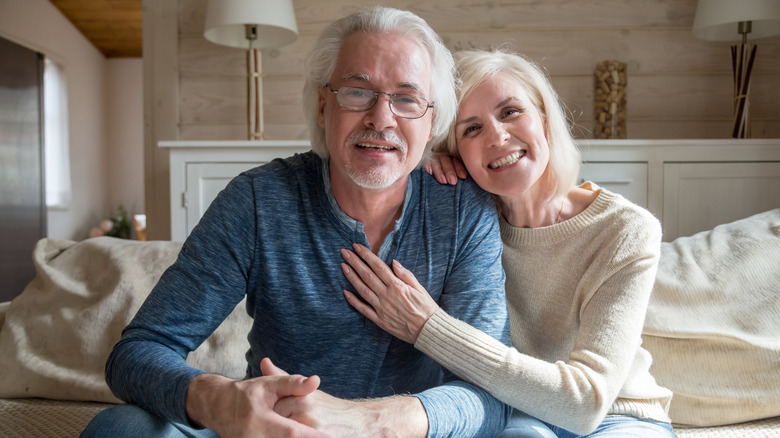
[173,0,780,142]
[287,0,699,32]
[441,30,780,75]
[179,77,304,125]
[180,123,309,141]
[556,75,778,119]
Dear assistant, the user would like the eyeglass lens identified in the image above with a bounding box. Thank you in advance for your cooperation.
[332,86,430,119]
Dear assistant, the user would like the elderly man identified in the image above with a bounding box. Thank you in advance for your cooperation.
[83,7,510,438]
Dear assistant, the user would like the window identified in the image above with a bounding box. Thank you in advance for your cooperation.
[43,58,71,209]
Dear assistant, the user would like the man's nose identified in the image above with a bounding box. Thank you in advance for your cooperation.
[363,94,398,131]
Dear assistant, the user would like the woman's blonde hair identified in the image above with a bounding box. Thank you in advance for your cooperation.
[443,49,580,199]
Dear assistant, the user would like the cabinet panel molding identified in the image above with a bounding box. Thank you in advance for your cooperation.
[663,162,780,240]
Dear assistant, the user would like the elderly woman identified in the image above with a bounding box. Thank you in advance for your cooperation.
[340,49,677,438]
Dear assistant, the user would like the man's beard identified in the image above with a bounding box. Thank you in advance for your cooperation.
[345,130,408,190]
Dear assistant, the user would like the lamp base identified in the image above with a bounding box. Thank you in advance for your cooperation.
[731,41,756,138]
[247,46,265,141]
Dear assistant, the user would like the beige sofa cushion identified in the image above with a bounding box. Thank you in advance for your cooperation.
[0,237,253,403]
[643,208,780,426]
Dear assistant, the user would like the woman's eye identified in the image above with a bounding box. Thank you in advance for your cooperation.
[461,125,480,137]
[501,107,521,118]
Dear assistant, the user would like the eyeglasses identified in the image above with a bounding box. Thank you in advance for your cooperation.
[326,85,434,119]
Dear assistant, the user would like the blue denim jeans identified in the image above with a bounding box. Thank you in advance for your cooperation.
[499,410,677,438]
[81,404,217,438]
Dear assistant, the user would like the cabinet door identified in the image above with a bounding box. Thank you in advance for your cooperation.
[663,162,780,240]
[580,162,648,208]
[185,162,262,237]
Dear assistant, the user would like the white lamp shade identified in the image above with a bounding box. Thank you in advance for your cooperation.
[204,0,299,49]
[693,0,780,41]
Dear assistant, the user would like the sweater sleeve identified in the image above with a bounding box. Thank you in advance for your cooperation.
[413,178,512,437]
[416,310,509,383]
[416,204,664,435]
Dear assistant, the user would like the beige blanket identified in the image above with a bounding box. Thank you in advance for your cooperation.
[643,208,780,426]
[0,237,253,403]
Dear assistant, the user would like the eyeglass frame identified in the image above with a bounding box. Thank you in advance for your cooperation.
[325,84,435,119]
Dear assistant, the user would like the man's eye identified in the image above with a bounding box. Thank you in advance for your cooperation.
[394,95,420,105]
[347,89,371,98]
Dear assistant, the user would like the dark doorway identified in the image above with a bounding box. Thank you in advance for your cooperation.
[0,36,46,301]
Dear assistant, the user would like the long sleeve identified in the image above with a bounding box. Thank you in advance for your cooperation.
[411,175,512,437]
[105,172,257,425]
[105,154,512,436]
[415,187,672,435]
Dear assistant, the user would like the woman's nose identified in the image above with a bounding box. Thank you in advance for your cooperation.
[487,119,510,146]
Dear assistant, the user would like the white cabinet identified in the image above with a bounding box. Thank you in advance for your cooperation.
[662,162,780,239]
[160,140,311,242]
[162,139,780,242]
[184,163,265,236]
[579,162,648,208]
[580,139,780,241]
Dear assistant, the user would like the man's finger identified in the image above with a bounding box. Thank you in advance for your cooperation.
[260,358,321,397]
[263,410,331,438]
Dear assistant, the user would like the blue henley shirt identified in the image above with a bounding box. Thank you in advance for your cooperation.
[106,151,511,437]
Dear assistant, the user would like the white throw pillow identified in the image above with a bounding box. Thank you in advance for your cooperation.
[0,237,252,403]
[643,209,780,426]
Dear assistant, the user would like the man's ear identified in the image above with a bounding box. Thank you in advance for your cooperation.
[427,111,435,142]
[318,87,327,128]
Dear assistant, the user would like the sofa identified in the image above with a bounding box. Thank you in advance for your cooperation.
[1,209,779,437]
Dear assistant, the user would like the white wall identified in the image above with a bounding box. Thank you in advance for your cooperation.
[106,59,144,226]
[0,0,144,240]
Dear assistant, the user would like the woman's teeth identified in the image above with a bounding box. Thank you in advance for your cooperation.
[489,151,523,169]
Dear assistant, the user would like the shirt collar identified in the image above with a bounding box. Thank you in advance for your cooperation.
[320,157,415,257]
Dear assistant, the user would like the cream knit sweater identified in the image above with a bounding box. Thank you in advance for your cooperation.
[415,184,673,435]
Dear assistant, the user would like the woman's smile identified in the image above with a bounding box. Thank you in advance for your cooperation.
[488,150,526,169]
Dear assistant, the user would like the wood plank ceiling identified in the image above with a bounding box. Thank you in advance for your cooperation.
[49,0,142,58]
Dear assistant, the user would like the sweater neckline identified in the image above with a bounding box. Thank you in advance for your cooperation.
[499,187,615,247]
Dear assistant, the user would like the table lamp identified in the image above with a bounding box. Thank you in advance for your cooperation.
[204,0,299,140]
[692,0,780,138]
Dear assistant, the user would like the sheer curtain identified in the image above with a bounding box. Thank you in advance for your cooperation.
[43,58,71,209]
